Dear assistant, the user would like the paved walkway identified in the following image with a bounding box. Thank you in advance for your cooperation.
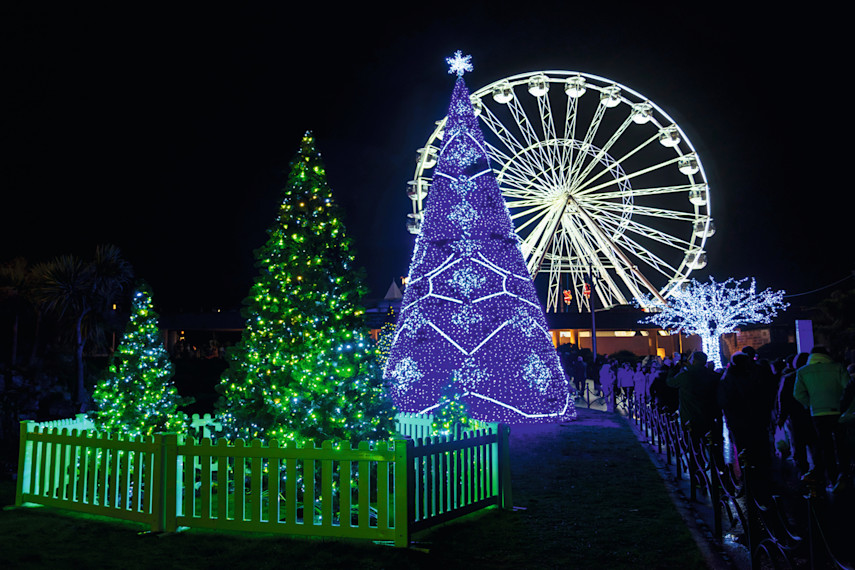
[422,406,721,569]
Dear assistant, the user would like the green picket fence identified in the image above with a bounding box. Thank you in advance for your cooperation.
[15,423,173,531]
[15,414,511,547]
[176,437,408,545]
[409,427,511,532]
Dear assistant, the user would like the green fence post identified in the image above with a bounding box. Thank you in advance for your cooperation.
[393,437,413,548]
[497,423,512,510]
[153,433,178,532]
[15,420,34,506]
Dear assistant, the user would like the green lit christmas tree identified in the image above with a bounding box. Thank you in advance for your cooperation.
[89,283,191,437]
[217,132,395,445]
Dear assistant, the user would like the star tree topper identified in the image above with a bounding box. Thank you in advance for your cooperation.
[446,50,473,76]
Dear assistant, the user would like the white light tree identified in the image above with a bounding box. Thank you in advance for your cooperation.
[640,277,789,369]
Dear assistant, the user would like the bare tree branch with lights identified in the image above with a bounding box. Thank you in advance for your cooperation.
[640,277,789,369]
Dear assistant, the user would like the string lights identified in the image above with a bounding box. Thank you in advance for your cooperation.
[89,283,191,437]
[640,276,789,368]
[384,54,574,424]
[216,132,395,444]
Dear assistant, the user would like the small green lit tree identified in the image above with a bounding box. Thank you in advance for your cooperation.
[89,283,191,436]
[217,132,395,445]
[431,377,484,436]
[376,307,397,372]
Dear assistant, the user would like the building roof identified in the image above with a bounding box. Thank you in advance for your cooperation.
[384,281,403,301]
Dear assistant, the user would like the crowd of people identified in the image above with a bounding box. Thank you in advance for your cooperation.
[568,346,855,495]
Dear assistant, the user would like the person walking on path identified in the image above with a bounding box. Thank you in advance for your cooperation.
[719,351,774,499]
[599,359,616,411]
[777,352,819,478]
[668,351,721,449]
[572,356,587,396]
[794,346,851,491]
[633,362,649,404]
[650,357,679,414]
[617,362,634,403]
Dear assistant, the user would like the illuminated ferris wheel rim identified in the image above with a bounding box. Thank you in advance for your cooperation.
[409,69,714,312]
[474,69,708,169]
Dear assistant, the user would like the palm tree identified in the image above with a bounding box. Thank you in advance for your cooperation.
[0,257,33,368]
[34,245,133,408]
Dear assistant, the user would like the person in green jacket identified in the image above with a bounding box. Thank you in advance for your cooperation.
[793,346,851,491]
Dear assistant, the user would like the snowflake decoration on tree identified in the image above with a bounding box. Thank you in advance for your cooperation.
[451,302,482,332]
[511,307,541,338]
[445,141,482,168]
[454,357,489,391]
[450,265,486,297]
[450,175,475,196]
[640,276,788,369]
[389,357,423,396]
[400,307,429,339]
[450,238,478,258]
[450,201,478,230]
[446,50,473,76]
[523,354,552,394]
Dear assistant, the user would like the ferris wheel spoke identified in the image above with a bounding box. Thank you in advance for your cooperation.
[600,227,681,281]
[499,144,554,188]
[575,158,679,200]
[558,96,580,190]
[536,91,564,179]
[572,131,662,196]
[555,230,595,312]
[595,219,684,280]
[554,225,594,312]
[508,201,555,221]
[572,114,636,194]
[499,169,545,192]
[499,168,555,197]
[515,202,559,245]
[485,143,516,172]
[521,201,567,275]
[505,95,547,156]
[575,154,682,197]
[492,96,554,179]
[502,190,552,203]
[589,201,698,223]
[578,205,664,303]
[569,229,629,309]
[506,191,559,206]
[567,103,608,188]
[544,227,569,312]
[587,184,698,201]
[560,213,626,307]
[595,211,693,251]
[479,105,539,169]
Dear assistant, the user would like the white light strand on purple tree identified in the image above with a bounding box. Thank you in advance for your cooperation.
[640,277,789,368]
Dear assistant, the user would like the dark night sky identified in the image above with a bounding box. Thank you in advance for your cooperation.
[2,3,850,313]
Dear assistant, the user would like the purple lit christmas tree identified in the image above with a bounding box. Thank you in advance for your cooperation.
[383,53,574,424]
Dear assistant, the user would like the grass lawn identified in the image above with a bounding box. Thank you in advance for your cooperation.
[0,409,707,569]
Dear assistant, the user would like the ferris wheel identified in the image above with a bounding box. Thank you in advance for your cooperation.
[407,70,714,312]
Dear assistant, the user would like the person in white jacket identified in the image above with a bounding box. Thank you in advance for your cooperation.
[632,362,649,404]
[617,362,634,402]
[599,360,617,412]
